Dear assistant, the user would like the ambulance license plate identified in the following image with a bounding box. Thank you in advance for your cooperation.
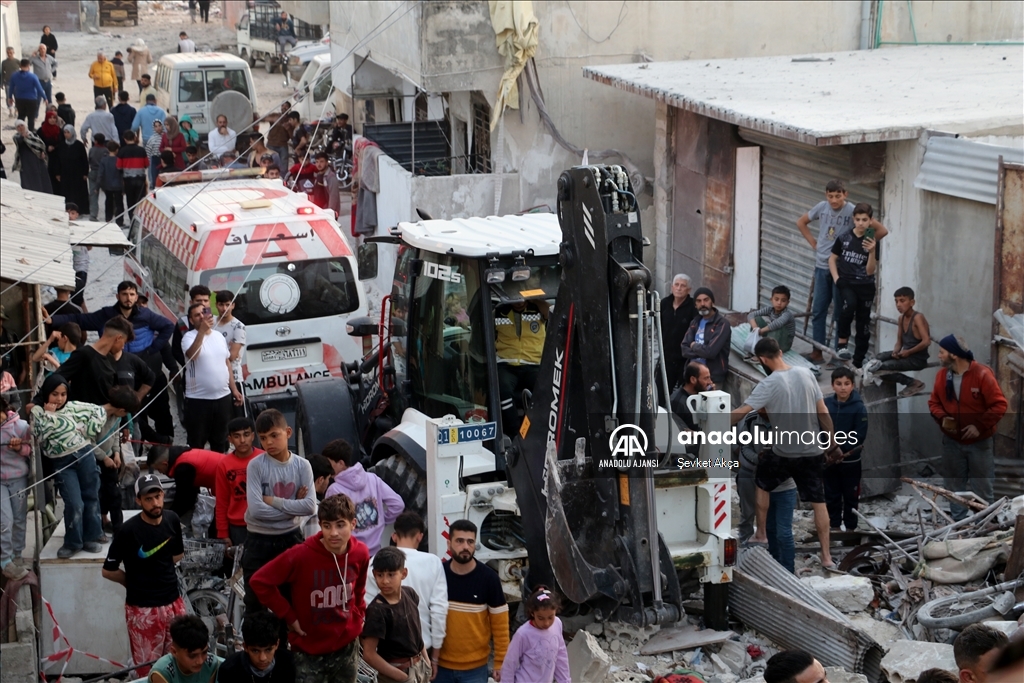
[261,346,307,362]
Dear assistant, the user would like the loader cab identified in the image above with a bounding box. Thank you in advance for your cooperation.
[375,214,563,446]
[386,245,560,439]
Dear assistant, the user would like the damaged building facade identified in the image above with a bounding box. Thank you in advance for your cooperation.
[585,45,1023,493]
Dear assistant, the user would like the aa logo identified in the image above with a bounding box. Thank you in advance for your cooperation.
[608,424,648,458]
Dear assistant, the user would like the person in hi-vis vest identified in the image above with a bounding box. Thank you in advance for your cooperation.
[494,298,548,438]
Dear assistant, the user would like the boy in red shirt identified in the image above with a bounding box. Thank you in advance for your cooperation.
[251,494,369,683]
[214,417,263,547]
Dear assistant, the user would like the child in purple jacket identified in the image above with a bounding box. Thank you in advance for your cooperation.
[322,439,404,556]
[499,586,570,683]
[1,395,33,580]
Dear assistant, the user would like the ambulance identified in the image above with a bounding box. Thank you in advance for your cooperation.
[124,168,367,420]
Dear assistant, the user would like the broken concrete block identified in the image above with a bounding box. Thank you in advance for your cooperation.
[718,640,752,675]
[584,621,604,636]
[847,613,905,647]
[824,667,869,683]
[610,639,622,652]
[880,641,956,683]
[711,653,731,674]
[0,642,37,683]
[567,630,612,683]
[982,620,1021,637]
[604,621,660,644]
[800,575,874,613]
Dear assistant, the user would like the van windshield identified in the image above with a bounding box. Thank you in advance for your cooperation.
[201,258,358,326]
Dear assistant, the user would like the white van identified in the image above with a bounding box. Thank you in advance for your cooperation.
[125,168,367,410]
[153,52,258,138]
[289,53,340,122]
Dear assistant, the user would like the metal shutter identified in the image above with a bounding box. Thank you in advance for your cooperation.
[18,1,81,33]
[738,129,882,317]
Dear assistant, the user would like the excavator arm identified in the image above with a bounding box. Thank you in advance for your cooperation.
[507,165,681,626]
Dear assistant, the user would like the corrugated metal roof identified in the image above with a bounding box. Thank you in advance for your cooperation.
[398,213,562,257]
[0,180,76,288]
[584,45,1023,146]
[69,220,133,248]
[914,135,1024,204]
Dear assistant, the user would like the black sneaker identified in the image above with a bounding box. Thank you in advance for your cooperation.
[836,345,853,360]
[56,546,79,559]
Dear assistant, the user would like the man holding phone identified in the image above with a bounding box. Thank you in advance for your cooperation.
[828,203,878,369]
[181,302,242,452]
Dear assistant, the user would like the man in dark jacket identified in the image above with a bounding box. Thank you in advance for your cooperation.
[679,287,732,386]
[111,90,136,144]
[660,274,697,389]
[49,280,175,438]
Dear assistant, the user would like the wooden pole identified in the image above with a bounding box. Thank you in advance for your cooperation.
[1006,508,1024,599]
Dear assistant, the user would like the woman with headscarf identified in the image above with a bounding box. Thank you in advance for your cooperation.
[127,38,151,93]
[56,125,90,211]
[37,109,64,194]
[30,374,135,559]
[12,120,52,193]
[160,115,187,168]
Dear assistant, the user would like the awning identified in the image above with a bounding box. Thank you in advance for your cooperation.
[584,45,1023,146]
[69,220,133,248]
[0,180,75,288]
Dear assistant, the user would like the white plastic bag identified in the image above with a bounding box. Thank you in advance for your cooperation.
[743,327,761,355]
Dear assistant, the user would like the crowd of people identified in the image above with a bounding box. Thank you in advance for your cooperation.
[2,23,352,225]
[660,179,1009,574]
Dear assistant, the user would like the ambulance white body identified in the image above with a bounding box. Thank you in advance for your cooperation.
[124,170,367,406]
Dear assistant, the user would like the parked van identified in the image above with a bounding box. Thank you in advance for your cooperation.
[153,52,258,138]
[125,168,367,422]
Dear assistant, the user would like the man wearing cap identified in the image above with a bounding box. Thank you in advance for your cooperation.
[130,91,165,144]
[102,474,185,676]
[80,96,118,147]
[927,335,1008,520]
[679,287,732,386]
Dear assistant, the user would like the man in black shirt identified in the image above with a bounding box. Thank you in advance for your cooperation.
[53,316,132,407]
[660,274,696,389]
[102,474,185,676]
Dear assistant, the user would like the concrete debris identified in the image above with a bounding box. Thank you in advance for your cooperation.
[880,641,956,683]
[800,575,875,613]
[567,630,612,683]
[0,642,37,683]
[639,625,735,655]
[585,621,604,636]
[604,621,660,644]
[982,620,1022,637]
[846,613,906,648]
[717,640,752,675]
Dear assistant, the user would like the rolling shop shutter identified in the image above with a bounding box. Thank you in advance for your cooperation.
[18,1,81,33]
[738,129,882,319]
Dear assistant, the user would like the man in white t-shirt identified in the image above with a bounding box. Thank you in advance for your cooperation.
[365,511,448,659]
[207,114,236,158]
[731,337,842,570]
[182,302,242,452]
[215,290,246,415]
[177,32,196,54]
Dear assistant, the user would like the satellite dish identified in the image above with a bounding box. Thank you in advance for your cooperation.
[210,90,253,136]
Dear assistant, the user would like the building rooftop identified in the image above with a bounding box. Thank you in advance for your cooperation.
[0,180,75,288]
[398,213,562,258]
[584,45,1024,146]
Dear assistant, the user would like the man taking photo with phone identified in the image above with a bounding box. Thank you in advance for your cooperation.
[181,302,242,452]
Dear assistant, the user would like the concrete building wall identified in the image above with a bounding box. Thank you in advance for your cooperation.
[876,0,1024,45]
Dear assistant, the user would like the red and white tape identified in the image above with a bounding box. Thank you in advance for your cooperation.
[40,597,126,682]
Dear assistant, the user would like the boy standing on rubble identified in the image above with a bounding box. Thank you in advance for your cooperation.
[823,367,868,532]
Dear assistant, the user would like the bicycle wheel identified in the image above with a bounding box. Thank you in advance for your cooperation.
[187,588,227,620]
[917,579,1021,629]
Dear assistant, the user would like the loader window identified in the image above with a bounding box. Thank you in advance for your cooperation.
[406,255,489,422]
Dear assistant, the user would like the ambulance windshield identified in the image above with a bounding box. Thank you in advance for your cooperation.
[201,258,358,325]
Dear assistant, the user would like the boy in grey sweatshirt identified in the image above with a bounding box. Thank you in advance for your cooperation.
[242,409,316,616]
